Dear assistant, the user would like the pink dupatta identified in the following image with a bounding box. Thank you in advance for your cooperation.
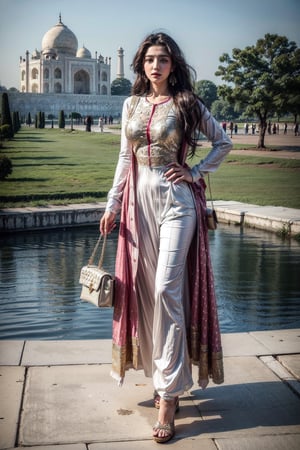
[111,146,224,388]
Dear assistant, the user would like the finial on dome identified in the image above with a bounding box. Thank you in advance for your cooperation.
[59,13,62,24]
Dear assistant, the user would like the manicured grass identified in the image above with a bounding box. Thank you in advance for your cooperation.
[1,127,300,208]
[0,128,120,205]
[190,147,300,208]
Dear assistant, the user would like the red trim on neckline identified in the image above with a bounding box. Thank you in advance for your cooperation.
[145,96,171,105]
[146,104,158,167]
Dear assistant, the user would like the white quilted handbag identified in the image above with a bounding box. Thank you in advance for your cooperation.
[79,234,114,307]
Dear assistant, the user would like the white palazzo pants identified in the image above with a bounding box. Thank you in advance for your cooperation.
[135,165,197,400]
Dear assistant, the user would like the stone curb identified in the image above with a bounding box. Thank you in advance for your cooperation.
[1,201,299,236]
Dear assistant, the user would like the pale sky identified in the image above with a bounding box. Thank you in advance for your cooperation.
[0,0,299,89]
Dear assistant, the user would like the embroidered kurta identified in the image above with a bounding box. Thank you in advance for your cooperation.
[106,95,232,390]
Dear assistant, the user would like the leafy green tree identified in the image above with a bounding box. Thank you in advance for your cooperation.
[194,80,217,110]
[111,78,132,95]
[1,93,13,139]
[211,99,238,121]
[216,34,300,148]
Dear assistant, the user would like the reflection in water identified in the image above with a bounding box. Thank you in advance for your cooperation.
[210,226,300,332]
[0,224,299,339]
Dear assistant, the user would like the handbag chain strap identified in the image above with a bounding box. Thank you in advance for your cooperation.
[207,173,215,210]
[88,234,107,269]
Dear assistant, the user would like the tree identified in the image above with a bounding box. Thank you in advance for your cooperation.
[26,112,32,126]
[216,34,300,148]
[1,92,13,139]
[70,112,81,124]
[37,111,42,129]
[12,111,19,133]
[194,80,217,110]
[58,110,65,129]
[41,112,45,128]
[0,155,13,180]
[111,78,132,95]
[211,98,239,121]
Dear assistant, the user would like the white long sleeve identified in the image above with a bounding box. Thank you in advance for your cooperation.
[190,103,232,182]
[106,98,132,214]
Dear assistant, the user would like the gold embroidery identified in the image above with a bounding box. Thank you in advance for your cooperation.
[112,336,143,378]
[126,97,182,167]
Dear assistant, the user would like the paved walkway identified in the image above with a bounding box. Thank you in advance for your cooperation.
[71,123,300,152]
[0,330,299,449]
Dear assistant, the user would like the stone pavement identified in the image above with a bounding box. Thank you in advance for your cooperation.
[0,329,300,449]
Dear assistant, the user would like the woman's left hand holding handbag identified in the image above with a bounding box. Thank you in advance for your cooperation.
[100,211,117,235]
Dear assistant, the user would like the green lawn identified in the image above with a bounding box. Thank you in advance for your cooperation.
[1,127,300,208]
[0,128,120,206]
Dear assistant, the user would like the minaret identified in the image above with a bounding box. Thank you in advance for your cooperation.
[25,50,29,92]
[116,47,124,79]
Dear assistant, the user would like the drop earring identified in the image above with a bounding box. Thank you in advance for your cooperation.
[169,72,177,86]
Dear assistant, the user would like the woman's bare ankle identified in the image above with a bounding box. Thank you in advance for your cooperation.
[157,398,177,425]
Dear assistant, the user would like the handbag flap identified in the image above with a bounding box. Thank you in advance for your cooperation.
[79,265,112,292]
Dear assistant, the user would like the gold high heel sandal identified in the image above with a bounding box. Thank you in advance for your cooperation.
[153,421,175,444]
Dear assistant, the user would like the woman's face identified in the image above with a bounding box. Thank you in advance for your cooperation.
[143,45,173,87]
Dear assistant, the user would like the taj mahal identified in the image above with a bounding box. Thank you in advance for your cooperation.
[8,15,127,119]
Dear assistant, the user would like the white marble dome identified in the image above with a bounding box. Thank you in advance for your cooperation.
[42,17,78,57]
[76,46,91,59]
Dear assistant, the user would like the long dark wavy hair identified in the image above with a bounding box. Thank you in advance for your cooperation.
[131,32,203,156]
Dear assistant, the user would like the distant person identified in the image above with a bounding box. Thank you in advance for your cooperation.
[234,123,238,134]
[98,116,104,132]
[229,121,233,137]
[284,123,287,134]
[244,122,249,134]
[272,123,276,134]
[268,121,272,134]
[85,115,92,132]
[295,123,299,136]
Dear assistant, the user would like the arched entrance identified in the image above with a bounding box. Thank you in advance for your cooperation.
[74,70,90,94]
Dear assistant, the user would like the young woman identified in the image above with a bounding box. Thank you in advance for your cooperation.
[100,32,232,443]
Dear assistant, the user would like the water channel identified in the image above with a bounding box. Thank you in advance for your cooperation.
[0,224,299,340]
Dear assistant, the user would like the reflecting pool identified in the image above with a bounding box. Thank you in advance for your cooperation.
[0,224,299,339]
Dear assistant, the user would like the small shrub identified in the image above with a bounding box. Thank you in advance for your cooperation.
[0,124,11,140]
[58,110,65,129]
[0,155,13,180]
